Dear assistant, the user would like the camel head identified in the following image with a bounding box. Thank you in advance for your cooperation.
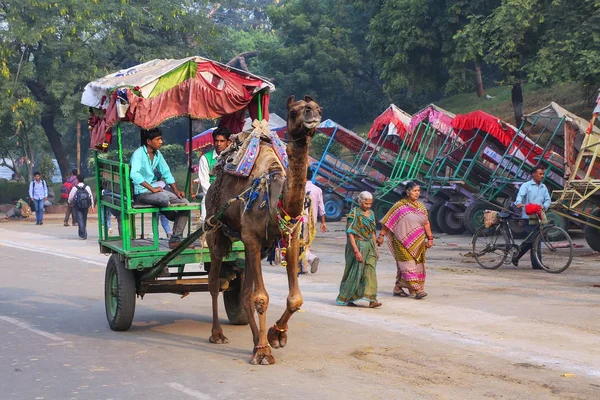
[286,95,322,143]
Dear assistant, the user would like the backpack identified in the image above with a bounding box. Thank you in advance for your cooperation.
[74,184,92,209]
[18,200,32,218]
[61,176,77,199]
[31,179,47,194]
[61,181,74,199]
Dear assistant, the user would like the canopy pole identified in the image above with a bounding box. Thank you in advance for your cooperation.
[257,92,263,121]
[117,124,123,164]
[186,118,192,197]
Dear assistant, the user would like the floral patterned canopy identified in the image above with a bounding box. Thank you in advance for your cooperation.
[81,56,275,150]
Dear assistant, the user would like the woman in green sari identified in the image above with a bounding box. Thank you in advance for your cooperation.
[336,191,382,308]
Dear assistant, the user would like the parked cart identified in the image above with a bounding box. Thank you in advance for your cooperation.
[374,104,455,224]
[424,111,520,234]
[465,102,577,234]
[307,119,398,220]
[549,101,600,250]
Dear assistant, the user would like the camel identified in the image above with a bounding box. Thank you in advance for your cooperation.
[205,95,322,365]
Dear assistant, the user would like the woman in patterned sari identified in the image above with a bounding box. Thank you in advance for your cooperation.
[336,191,382,308]
[376,182,434,299]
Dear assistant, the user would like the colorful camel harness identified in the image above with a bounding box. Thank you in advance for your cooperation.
[202,120,314,271]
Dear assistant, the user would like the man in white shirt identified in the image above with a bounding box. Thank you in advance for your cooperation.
[198,127,231,225]
[301,168,328,274]
[68,174,95,240]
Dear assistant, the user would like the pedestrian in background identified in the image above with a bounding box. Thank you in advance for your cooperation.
[68,174,95,240]
[301,167,327,274]
[336,191,382,308]
[377,181,433,300]
[29,171,48,225]
[62,168,79,226]
[4,197,30,220]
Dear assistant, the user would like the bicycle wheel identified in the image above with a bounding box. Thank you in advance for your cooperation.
[472,225,510,269]
[533,226,573,273]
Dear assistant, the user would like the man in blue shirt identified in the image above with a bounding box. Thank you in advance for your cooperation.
[512,165,551,269]
[130,128,189,248]
[29,171,48,225]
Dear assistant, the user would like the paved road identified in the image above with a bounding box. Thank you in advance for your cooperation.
[1,219,599,399]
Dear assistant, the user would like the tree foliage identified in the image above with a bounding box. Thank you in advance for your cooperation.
[262,0,388,125]
[0,0,217,179]
[1,0,600,185]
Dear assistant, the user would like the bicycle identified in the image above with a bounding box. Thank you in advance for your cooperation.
[472,211,573,273]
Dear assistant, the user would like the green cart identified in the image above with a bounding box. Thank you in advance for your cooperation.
[81,56,274,330]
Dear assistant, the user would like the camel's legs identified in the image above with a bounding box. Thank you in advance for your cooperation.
[244,239,275,365]
[242,254,258,344]
[208,231,228,344]
[268,237,303,349]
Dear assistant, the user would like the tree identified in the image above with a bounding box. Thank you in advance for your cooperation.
[261,0,387,126]
[448,0,503,97]
[525,0,600,95]
[0,0,218,179]
[366,0,452,106]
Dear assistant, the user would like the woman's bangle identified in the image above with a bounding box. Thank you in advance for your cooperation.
[427,236,433,240]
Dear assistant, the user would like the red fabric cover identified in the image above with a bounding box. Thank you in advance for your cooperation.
[89,61,268,149]
[187,128,215,153]
[525,203,542,216]
[367,107,408,141]
[90,100,119,150]
[317,126,365,153]
[219,92,271,134]
[452,110,515,148]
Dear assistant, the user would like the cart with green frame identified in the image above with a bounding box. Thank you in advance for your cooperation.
[550,101,600,250]
[469,102,593,235]
[373,104,454,224]
[424,110,521,234]
[81,56,275,331]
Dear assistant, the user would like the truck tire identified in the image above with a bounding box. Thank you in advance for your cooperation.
[428,201,445,233]
[374,201,391,222]
[323,193,344,222]
[545,210,569,231]
[463,201,489,235]
[436,204,466,235]
[584,209,600,251]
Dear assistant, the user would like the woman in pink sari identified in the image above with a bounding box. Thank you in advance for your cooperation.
[376,182,434,299]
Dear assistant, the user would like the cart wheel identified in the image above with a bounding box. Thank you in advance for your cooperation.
[428,201,445,233]
[584,209,600,251]
[323,193,344,222]
[223,273,249,325]
[436,204,466,234]
[105,254,136,331]
[463,201,489,235]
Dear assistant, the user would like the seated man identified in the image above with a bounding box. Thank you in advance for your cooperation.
[4,197,29,220]
[130,128,189,248]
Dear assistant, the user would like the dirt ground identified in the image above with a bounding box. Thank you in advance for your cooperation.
[0,216,599,399]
